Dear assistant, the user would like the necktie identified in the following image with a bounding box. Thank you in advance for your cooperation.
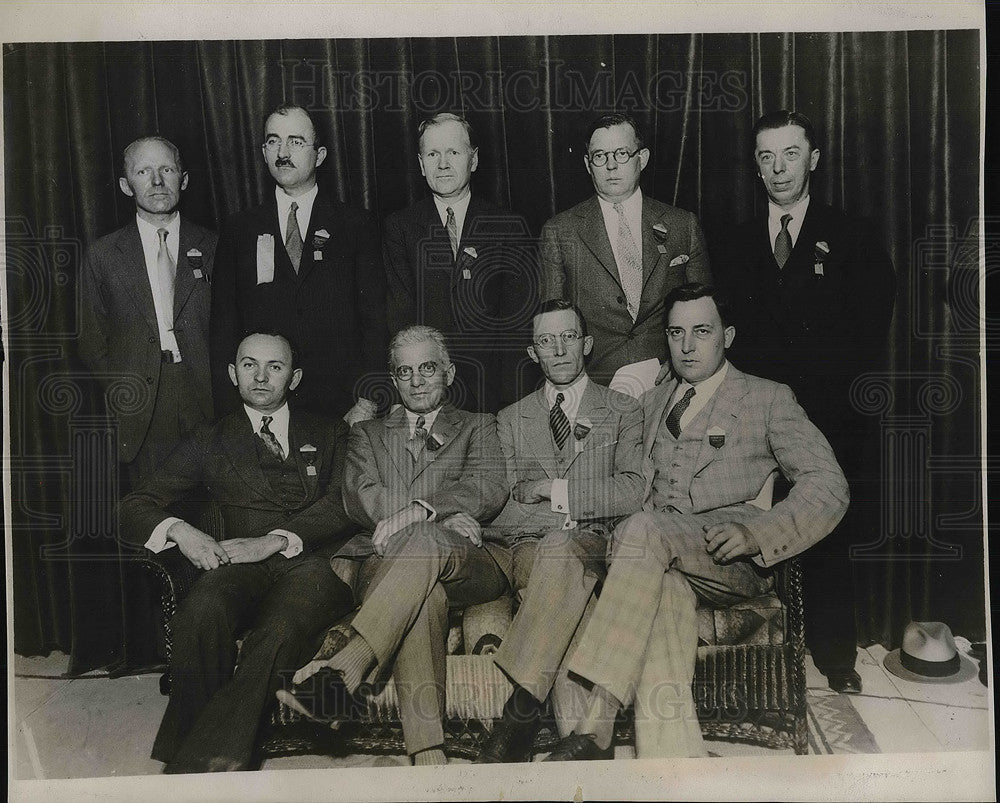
[407,415,427,462]
[664,386,696,438]
[259,415,285,460]
[550,393,570,450]
[155,228,176,334]
[445,206,459,260]
[614,203,643,321]
[773,213,793,268]
[285,201,304,273]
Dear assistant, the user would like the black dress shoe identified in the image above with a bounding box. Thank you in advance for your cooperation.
[474,715,541,763]
[827,669,863,694]
[277,666,359,721]
[542,733,614,762]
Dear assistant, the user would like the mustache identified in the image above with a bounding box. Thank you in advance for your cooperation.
[275,157,295,168]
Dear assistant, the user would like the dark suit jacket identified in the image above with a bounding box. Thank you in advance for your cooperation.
[79,217,216,463]
[341,402,511,579]
[642,366,849,568]
[383,195,538,411]
[120,408,356,559]
[210,192,387,420]
[715,200,895,439]
[491,380,645,538]
[541,195,711,384]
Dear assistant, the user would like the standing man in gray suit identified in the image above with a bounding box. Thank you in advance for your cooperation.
[541,113,711,386]
[80,135,216,485]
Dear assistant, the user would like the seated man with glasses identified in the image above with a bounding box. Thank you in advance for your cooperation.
[210,102,386,426]
[540,111,712,387]
[472,299,645,763]
[282,324,511,766]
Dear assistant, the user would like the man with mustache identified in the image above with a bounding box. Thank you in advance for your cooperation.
[210,103,387,425]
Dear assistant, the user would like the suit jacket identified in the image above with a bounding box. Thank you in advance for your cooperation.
[540,195,711,384]
[641,365,849,568]
[341,402,511,578]
[490,380,644,539]
[120,408,355,559]
[79,217,217,463]
[210,192,387,420]
[383,195,538,412]
[715,200,895,432]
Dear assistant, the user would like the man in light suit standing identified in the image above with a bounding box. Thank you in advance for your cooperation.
[541,283,849,760]
[473,299,645,763]
[79,135,216,485]
[383,113,537,412]
[284,325,510,766]
[210,103,386,424]
[541,112,711,386]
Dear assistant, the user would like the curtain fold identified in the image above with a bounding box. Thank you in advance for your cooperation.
[3,30,983,670]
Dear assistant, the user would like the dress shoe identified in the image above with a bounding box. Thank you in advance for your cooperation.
[474,715,541,763]
[277,666,359,721]
[542,733,614,762]
[827,669,862,694]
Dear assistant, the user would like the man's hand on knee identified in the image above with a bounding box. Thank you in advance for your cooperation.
[439,512,483,547]
[219,533,288,563]
[167,521,230,570]
[372,503,429,556]
[702,522,761,563]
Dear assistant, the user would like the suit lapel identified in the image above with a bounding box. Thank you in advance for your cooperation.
[219,413,275,501]
[691,367,750,476]
[288,412,319,501]
[563,381,611,473]
[411,404,462,483]
[112,223,159,336]
[262,195,299,283]
[173,218,208,321]
[377,406,415,488]
[576,197,621,289]
[644,380,676,458]
[519,390,561,480]
[295,192,334,285]
[640,199,666,286]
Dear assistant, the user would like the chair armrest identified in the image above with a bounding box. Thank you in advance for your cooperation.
[462,596,514,655]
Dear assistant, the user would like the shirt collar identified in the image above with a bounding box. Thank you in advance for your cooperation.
[674,359,730,402]
[135,211,180,245]
[275,183,318,217]
[243,401,290,435]
[405,405,442,436]
[768,194,810,227]
[432,190,472,226]
[597,187,643,216]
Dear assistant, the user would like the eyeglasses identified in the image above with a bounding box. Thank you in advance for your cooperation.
[533,330,583,351]
[262,135,315,153]
[393,361,441,381]
[587,147,642,167]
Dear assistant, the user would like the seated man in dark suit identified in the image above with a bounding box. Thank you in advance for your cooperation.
[282,325,510,766]
[120,331,356,773]
[383,113,537,411]
[474,299,645,763]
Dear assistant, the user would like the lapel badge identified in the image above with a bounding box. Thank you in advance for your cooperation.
[300,443,318,475]
[426,432,444,452]
[814,241,829,276]
[312,228,331,261]
[707,426,726,449]
[463,245,478,259]
[573,418,593,442]
[186,248,205,278]
[652,222,669,242]
[669,253,690,267]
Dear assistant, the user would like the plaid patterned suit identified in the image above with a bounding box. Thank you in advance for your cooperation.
[486,380,644,742]
[565,364,849,756]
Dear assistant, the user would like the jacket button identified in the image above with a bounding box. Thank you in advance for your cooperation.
[146,377,154,384]
[148,336,156,344]
[617,296,624,304]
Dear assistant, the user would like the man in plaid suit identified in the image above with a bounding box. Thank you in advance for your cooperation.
[543,283,849,760]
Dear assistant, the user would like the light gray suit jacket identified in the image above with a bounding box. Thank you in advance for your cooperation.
[541,195,711,383]
[641,365,849,568]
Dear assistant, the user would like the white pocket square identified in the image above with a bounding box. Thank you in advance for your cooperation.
[669,254,690,267]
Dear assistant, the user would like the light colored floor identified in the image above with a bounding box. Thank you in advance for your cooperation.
[10,645,991,779]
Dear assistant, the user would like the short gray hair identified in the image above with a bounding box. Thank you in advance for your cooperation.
[389,325,451,369]
[417,112,476,151]
[122,136,183,176]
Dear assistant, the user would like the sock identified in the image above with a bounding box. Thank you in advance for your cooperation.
[412,747,447,766]
[503,684,544,725]
[578,684,620,750]
[327,634,376,693]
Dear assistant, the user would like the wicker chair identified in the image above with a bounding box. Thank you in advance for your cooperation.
[138,531,807,761]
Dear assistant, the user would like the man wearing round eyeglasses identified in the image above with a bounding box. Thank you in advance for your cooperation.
[540,112,712,388]
[210,103,387,427]
[473,299,644,763]
[283,325,510,766]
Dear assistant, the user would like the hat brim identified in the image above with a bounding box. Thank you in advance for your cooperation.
[883,649,979,684]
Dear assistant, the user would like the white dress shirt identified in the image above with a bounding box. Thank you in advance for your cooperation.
[544,373,590,520]
[668,360,730,432]
[405,405,444,521]
[275,183,318,244]
[134,212,182,359]
[767,194,811,253]
[432,190,472,245]
[144,402,302,558]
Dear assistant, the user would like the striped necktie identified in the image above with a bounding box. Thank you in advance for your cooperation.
[550,393,570,450]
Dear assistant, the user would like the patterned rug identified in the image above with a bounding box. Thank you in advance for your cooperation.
[806,690,881,754]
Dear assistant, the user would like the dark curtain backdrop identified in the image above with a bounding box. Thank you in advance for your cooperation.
[4,31,983,673]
